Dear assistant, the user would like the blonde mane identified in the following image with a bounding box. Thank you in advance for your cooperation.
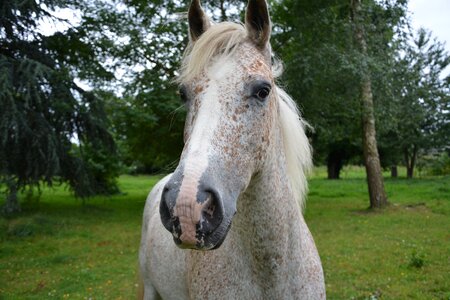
[277,87,313,210]
[177,22,247,84]
[178,22,313,211]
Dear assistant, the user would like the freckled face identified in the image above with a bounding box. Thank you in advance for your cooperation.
[183,42,275,173]
[160,42,277,250]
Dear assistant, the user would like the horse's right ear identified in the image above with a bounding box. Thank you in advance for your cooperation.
[245,0,271,49]
[188,0,210,41]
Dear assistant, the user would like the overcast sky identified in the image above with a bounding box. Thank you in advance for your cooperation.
[408,0,450,51]
[408,0,450,77]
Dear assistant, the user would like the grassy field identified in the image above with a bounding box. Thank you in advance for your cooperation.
[1,167,449,299]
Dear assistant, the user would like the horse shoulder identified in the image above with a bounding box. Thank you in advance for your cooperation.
[294,215,326,299]
[139,174,189,300]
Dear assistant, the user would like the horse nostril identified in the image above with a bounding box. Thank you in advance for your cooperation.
[200,190,224,234]
[203,196,216,218]
[160,187,174,232]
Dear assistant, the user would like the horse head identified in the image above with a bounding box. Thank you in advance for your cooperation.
[160,0,281,250]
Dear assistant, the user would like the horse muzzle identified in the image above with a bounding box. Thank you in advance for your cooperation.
[160,178,233,250]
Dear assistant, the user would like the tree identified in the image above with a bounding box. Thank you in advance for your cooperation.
[91,0,245,173]
[271,0,407,185]
[386,28,450,178]
[270,0,364,179]
[350,0,387,208]
[96,0,189,173]
[0,0,119,214]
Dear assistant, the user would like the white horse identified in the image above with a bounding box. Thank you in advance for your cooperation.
[139,0,325,298]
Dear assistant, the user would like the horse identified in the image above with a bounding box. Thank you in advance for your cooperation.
[138,0,325,298]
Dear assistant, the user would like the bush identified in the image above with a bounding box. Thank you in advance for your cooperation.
[424,152,450,176]
[408,250,425,269]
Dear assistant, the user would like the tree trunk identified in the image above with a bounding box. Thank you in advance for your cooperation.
[406,166,413,178]
[404,145,417,179]
[327,162,341,179]
[390,165,398,178]
[351,0,388,209]
[219,0,227,22]
[2,180,20,215]
[327,153,343,179]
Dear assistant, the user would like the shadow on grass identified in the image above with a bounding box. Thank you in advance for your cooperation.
[351,202,432,215]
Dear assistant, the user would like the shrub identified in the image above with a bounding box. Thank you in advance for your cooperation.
[408,250,425,269]
[426,152,450,176]
[417,152,450,176]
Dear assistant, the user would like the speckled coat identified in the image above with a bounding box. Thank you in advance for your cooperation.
[139,0,325,299]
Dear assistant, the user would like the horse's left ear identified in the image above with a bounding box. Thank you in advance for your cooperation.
[245,0,271,49]
[188,0,211,41]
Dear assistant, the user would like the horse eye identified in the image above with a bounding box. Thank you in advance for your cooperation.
[179,87,188,103]
[256,87,271,101]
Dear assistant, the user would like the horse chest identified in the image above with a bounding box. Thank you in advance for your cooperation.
[184,200,302,299]
[186,243,259,299]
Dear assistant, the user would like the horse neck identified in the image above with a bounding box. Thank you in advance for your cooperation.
[229,123,318,292]
[235,122,304,247]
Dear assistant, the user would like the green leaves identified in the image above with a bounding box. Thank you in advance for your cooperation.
[271,0,448,177]
[384,28,450,168]
[0,0,120,213]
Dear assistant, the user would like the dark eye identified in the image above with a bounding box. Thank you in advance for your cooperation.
[179,86,188,103]
[249,80,272,102]
[256,87,271,100]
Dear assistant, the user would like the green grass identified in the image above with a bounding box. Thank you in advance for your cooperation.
[1,169,449,299]
[306,166,450,299]
[0,175,163,300]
